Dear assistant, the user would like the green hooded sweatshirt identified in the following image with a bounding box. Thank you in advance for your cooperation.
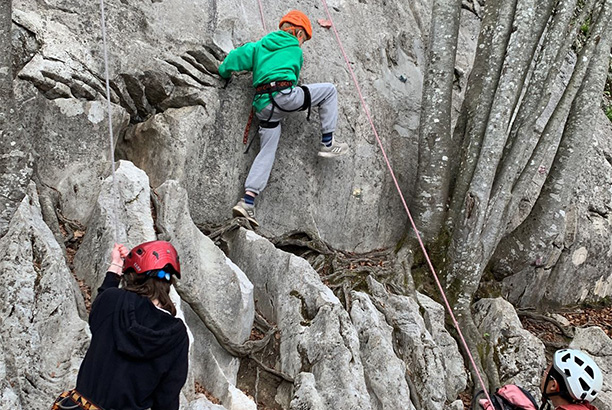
[219,31,303,112]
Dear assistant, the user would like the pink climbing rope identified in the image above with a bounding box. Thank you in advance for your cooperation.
[256,0,268,32]
[319,0,494,404]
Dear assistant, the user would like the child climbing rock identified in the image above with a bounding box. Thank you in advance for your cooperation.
[219,10,349,227]
[51,241,188,410]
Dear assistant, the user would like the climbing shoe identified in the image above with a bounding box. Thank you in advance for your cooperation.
[318,139,349,158]
[232,199,259,227]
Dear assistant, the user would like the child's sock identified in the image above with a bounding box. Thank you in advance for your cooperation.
[244,193,255,206]
[322,132,333,147]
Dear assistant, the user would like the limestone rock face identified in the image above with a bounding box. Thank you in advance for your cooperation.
[473,298,546,391]
[28,94,129,224]
[349,291,415,410]
[227,228,371,409]
[0,183,89,408]
[10,0,482,252]
[289,372,325,410]
[73,160,156,293]
[416,292,468,403]
[226,228,467,409]
[154,180,256,409]
[365,277,467,409]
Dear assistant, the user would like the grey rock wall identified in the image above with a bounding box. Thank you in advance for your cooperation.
[0,183,89,409]
[10,0,481,252]
[73,160,156,294]
[226,228,468,409]
[3,0,612,408]
[473,298,546,389]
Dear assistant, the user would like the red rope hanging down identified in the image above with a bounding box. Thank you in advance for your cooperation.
[319,0,493,404]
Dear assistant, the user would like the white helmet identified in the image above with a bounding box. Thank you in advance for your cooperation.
[552,349,603,402]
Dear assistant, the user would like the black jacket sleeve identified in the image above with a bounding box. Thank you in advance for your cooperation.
[88,272,121,330]
[151,336,189,410]
[97,271,121,295]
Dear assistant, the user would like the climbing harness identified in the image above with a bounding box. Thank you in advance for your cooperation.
[318,0,494,404]
[99,0,120,243]
[256,81,312,123]
[242,81,312,153]
[255,80,294,94]
[255,80,295,131]
[52,390,104,410]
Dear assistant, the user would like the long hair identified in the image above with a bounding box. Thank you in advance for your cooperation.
[121,271,177,316]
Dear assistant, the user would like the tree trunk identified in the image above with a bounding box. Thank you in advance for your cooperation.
[411,0,612,390]
[492,0,612,281]
[412,0,463,240]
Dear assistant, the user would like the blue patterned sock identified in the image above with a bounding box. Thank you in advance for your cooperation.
[244,193,255,206]
[322,132,333,147]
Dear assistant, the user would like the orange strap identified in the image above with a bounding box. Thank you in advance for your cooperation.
[243,107,254,145]
[51,389,103,410]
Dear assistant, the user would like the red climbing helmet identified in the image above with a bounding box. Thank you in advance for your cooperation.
[279,10,312,40]
[123,240,181,279]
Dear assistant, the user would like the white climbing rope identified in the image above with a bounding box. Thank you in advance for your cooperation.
[98,0,120,243]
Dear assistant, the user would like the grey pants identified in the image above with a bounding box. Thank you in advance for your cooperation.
[244,82,338,195]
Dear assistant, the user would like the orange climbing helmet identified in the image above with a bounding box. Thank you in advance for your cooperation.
[123,240,181,280]
[279,10,312,40]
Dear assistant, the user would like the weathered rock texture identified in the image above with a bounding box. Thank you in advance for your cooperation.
[473,298,546,389]
[9,0,484,253]
[2,0,611,408]
[73,160,156,295]
[226,228,468,409]
[0,183,89,408]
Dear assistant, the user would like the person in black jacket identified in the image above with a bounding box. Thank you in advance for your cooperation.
[52,241,189,410]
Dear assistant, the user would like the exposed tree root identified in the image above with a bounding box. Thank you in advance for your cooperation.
[199,222,400,303]
[270,230,397,297]
[517,309,575,339]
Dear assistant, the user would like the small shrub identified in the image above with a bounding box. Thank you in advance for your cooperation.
[606,105,612,122]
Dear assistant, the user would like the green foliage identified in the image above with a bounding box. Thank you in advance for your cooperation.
[606,105,612,122]
[580,17,591,36]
